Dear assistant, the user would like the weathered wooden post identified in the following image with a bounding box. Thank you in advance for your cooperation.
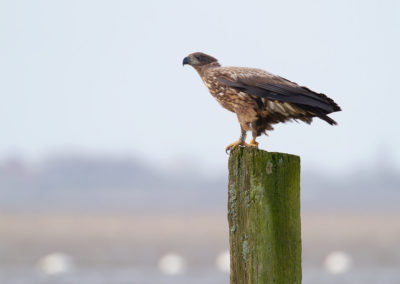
[228,147,301,284]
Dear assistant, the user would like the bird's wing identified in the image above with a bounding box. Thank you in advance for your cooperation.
[216,67,341,114]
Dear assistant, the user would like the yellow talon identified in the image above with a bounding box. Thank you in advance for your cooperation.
[249,138,259,148]
[225,140,252,153]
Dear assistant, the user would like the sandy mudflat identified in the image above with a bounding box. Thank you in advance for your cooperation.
[0,210,399,283]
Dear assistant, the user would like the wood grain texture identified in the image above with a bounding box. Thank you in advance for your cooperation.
[228,147,301,284]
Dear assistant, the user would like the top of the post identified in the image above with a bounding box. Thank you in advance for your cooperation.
[229,147,300,162]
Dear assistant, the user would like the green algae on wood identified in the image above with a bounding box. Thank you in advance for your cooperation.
[228,147,301,284]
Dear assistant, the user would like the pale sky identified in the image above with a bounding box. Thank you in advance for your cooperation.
[0,0,399,174]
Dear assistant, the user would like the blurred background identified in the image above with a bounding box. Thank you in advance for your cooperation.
[0,0,399,283]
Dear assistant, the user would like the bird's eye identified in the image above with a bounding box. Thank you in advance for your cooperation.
[195,55,201,60]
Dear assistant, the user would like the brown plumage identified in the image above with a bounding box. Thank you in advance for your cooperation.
[183,52,341,152]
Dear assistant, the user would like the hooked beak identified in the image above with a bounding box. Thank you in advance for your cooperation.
[182,56,191,66]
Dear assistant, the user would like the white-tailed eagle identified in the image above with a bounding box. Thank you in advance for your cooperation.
[183,52,341,152]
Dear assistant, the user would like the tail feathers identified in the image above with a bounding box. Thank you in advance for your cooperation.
[299,104,339,125]
[319,115,337,125]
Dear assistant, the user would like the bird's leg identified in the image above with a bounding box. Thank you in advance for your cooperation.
[250,130,259,148]
[225,127,252,153]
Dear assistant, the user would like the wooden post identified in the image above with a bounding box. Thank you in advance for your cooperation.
[228,147,301,284]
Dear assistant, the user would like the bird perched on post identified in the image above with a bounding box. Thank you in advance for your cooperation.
[183,52,341,152]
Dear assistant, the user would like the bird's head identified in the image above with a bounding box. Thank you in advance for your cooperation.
[182,52,219,68]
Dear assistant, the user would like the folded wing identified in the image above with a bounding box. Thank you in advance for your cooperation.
[217,71,341,124]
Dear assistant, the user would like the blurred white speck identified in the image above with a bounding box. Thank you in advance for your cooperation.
[216,250,230,273]
[158,252,186,275]
[38,252,74,275]
[324,251,352,274]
